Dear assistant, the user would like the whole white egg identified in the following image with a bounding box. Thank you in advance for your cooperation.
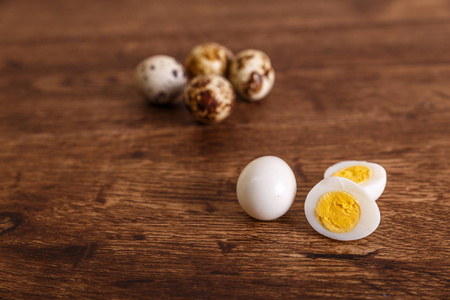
[324,161,387,201]
[236,156,297,221]
[304,177,381,241]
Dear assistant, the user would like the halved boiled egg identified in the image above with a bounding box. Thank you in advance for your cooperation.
[304,177,380,241]
[324,161,387,201]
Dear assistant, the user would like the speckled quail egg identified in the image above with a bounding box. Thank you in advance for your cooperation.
[229,49,275,101]
[324,161,387,202]
[134,55,186,105]
[185,42,233,78]
[184,74,235,124]
[236,156,297,221]
[304,177,381,241]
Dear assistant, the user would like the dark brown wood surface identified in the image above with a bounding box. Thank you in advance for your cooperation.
[1,0,449,299]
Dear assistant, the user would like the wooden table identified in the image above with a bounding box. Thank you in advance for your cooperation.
[1,0,449,298]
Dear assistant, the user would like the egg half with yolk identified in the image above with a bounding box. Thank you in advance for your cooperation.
[304,177,380,241]
[324,161,386,201]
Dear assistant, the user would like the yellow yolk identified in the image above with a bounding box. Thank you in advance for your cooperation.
[314,191,361,233]
[332,165,372,184]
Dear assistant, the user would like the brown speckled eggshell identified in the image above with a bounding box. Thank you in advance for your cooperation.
[134,55,186,105]
[184,74,235,124]
[185,42,233,78]
[229,49,275,101]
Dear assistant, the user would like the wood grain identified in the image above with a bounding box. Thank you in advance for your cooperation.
[0,0,449,298]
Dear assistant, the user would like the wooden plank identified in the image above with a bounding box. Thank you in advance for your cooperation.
[0,0,449,298]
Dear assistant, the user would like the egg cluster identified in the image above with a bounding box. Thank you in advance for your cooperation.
[134,42,275,124]
[236,158,387,241]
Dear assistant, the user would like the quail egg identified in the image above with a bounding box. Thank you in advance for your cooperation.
[229,49,275,101]
[184,74,235,124]
[134,55,186,105]
[185,42,233,78]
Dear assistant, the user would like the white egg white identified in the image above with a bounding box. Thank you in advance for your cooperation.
[324,161,387,201]
[237,156,297,221]
[304,177,380,241]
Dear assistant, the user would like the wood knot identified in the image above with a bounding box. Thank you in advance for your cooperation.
[133,234,146,240]
[0,212,24,236]
[218,241,237,254]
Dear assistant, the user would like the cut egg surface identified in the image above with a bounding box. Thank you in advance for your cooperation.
[304,177,380,241]
[324,161,387,201]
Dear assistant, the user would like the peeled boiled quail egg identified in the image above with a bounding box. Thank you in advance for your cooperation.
[134,55,186,105]
[236,156,297,221]
[324,161,387,201]
[185,42,233,78]
[184,74,235,124]
[304,177,380,241]
[228,49,275,101]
